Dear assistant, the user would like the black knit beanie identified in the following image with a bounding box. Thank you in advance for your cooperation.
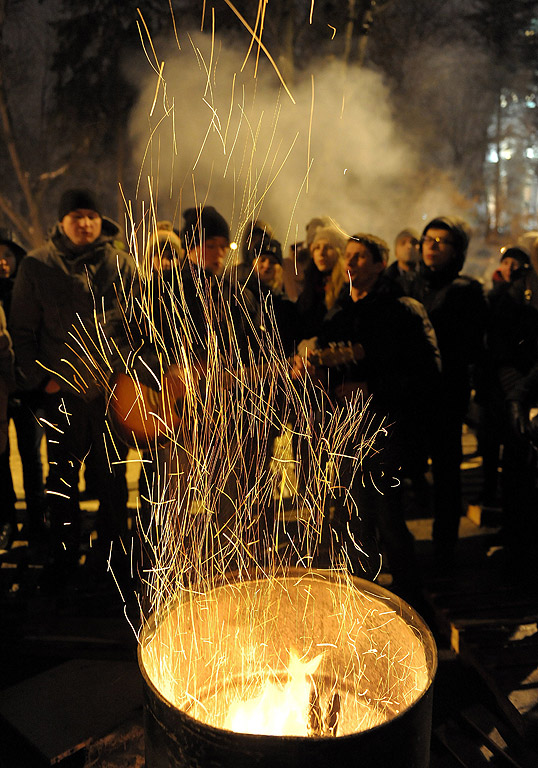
[499,246,529,266]
[58,189,102,220]
[257,238,283,265]
[181,206,230,249]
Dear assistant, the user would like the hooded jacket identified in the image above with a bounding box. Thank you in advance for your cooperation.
[0,241,25,319]
[9,218,135,397]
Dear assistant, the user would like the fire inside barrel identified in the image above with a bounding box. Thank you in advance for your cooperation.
[139,570,436,767]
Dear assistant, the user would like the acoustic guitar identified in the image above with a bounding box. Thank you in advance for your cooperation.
[108,342,364,448]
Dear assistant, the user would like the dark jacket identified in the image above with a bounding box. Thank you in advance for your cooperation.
[0,247,24,320]
[410,262,487,414]
[9,219,135,396]
[486,267,538,404]
[384,260,417,296]
[296,262,336,340]
[318,276,440,428]
[151,259,261,369]
[241,273,298,358]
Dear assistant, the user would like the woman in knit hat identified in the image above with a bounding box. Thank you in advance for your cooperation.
[244,237,298,357]
[296,224,347,339]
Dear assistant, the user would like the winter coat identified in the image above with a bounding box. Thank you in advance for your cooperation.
[0,249,24,320]
[150,259,261,371]
[9,219,135,398]
[318,276,440,428]
[410,262,487,415]
[383,260,417,296]
[486,267,538,404]
[241,273,298,358]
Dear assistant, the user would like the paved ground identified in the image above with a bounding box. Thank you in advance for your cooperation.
[1,424,537,767]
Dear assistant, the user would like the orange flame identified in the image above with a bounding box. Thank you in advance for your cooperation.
[225,651,324,736]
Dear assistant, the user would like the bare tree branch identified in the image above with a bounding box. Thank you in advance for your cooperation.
[37,164,69,183]
[0,2,44,245]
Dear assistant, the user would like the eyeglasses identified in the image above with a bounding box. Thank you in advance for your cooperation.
[421,235,455,249]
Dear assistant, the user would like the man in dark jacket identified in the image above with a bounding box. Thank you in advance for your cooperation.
[10,189,135,579]
[154,205,258,365]
[141,205,276,577]
[486,244,538,574]
[410,216,487,570]
[305,233,440,602]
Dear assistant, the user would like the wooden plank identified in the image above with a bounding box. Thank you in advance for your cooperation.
[466,503,502,528]
[452,613,538,628]
[450,622,538,657]
[427,593,536,618]
[434,721,495,767]
[0,658,143,765]
[461,704,538,768]
[456,642,528,738]
[458,627,538,647]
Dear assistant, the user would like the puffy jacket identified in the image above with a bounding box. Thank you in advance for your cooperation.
[9,218,135,397]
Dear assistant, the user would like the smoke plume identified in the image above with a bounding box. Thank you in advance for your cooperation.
[128,30,471,257]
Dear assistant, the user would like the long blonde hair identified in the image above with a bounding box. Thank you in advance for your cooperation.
[324,259,345,309]
[311,225,347,309]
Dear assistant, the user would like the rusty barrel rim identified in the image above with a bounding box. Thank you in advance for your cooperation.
[138,568,437,743]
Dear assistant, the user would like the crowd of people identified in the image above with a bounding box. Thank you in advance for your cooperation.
[1,189,537,605]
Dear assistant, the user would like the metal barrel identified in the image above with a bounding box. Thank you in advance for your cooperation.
[139,571,437,768]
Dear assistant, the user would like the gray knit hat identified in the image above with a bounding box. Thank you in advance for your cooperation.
[311,225,347,255]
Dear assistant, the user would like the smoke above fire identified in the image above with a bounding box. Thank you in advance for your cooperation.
[128,30,469,254]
